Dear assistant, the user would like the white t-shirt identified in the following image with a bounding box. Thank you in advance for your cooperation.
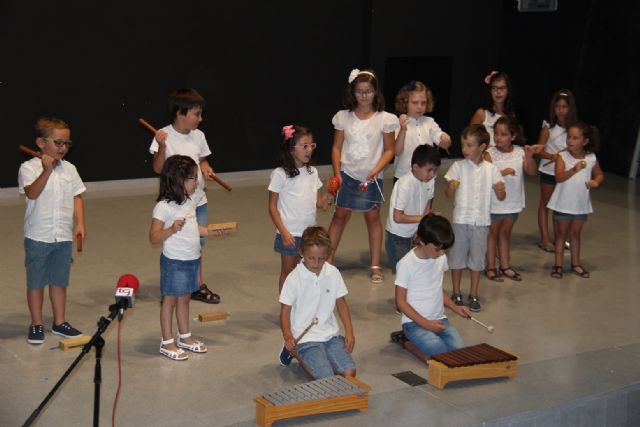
[538,121,567,176]
[279,261,348,344]
[487,146,526,214]
[149,125,212,207]
[444,159,504,226]
[483,109,501,146]
[395,249,448,325]
[332,110,399,182]
[18,158,86,243]
[268,166,323,237]
[152,198,201,260]
[394,116,443,178]
[385,172,435,238]
[547,152,597,215]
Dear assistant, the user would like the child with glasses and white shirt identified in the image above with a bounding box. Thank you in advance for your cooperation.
[19,117,86,345]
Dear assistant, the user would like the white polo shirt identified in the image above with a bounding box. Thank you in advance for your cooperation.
[395,249,449,325]
[385,172,435,238]
[444,159,503,226]
[18,158,86,243]
[149,125,212,207]
[279,261,348,344]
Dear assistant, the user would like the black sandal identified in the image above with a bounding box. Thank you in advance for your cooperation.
[485,268,504,282]
[550,265,563,279]
[571,265,590,279]
[500,267,522,281]
[191,283,221,304]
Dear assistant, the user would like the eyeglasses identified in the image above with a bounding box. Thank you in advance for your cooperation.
[296,143,317,150]
[45,138,73,147]
[186,175,198,181]
[354,89,375,97]
[490,85,507,93]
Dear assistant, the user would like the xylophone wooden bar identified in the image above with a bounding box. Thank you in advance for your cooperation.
[197,311,230,322]
[427,343,518,389]
[58,336,91,350]
[255,375,370,427]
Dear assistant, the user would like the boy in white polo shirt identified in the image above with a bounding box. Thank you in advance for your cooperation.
[444,124,505,312]
[385,144,440,274]
[395,214,471,358]
[18,117,86,344]
[279,226,356,379]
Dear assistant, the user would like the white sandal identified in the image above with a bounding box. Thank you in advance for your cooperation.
[159,338,188,361]
[370,266,384,284]
[176,332,207,353]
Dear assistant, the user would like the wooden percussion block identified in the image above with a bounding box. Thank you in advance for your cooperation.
[255,376,370,427]
[197,311,230,322]
[58,335,91,350]
[207,221,237,233]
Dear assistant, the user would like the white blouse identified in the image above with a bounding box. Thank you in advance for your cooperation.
[547,151,597,215]
[487,146,526,214]
[394,116,444,178]
[538,121,567,176]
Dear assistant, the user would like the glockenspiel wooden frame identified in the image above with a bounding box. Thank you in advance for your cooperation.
[254,376,370,427]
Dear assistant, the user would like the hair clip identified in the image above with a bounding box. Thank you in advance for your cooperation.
[484,70,499,85]
[558,91,570,97]
[281,125,295,142]
[348,68,376,83]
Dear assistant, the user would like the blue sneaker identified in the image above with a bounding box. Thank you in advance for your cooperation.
[27,325,44,344]
[52,322,82,338]
[278,345,293,366]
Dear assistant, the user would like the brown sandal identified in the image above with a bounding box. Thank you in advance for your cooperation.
[550,265,563,279]
[571,265,590,279]
[485,268,504,282]
[191,283,221,304]
[500,267,522,281]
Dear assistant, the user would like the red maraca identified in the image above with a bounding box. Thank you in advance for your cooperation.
[327,176,341,195]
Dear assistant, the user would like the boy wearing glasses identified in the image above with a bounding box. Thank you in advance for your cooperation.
[18,117,86,344]
[149,88,221,304]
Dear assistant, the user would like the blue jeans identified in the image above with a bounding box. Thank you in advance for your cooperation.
[297,336,355,379]
[402,319,464,358]
[385,231,412,274]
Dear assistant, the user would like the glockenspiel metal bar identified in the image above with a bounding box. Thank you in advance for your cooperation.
[262,375,367,406]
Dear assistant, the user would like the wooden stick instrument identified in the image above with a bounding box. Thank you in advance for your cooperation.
[207,221,238,234]
[197,311,230,322]
[288,317,319,379]
[255,375,370,427]
[427,343,517,389]
[19,145,42,158]
[469,316,494,333]
[76,234,83,253]
[541,147,567,167]
[138,117,232,191]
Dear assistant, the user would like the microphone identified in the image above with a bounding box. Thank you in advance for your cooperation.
[114,273,140,309]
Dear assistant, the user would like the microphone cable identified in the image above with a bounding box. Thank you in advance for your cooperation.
[111,315,124,427]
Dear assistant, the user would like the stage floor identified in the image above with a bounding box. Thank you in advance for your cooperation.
[1,164,639,426]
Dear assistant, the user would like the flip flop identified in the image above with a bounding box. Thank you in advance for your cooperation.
[191,283,220,304]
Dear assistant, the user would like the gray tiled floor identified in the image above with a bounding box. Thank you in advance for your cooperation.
[1,164,639,426]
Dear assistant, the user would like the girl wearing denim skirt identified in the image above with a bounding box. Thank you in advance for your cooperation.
[327,68,399,284]
[150,155,210,361]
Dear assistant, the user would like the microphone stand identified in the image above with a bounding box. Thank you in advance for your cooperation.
[23,300,128,427]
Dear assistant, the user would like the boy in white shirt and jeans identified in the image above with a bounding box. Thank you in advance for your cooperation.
[385,144,440,274]
[444,124,505,312]
[19,117,86,344]
[279,226,356,379]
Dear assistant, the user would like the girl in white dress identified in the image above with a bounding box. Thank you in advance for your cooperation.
[547,122,604,279]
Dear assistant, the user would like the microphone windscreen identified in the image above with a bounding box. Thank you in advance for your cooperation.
[117,274,140,294]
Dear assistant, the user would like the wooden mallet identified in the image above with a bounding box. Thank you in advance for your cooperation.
[469,316,495,333]
[289,317,319,379]
[19,145,83,252]
[138,117,232,191]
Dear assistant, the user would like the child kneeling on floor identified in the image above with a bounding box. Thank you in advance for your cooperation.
[279,226,356,379]
[395,214,471,358]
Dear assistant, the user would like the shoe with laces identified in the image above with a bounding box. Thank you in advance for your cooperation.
[51,322,82,338]
[278,345,293,366]
[451,293,463,306]
[27,325,45,344]
[468,295,481,312]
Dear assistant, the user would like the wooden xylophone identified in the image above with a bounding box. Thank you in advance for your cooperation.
[255,375,370,427]
[427,343,518,389]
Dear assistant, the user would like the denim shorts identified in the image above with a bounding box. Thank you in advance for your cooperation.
[385,231,412,274]
[160,254,200,296]
[196,203,208,247]
[273,233,302,256]
[490,212,519,221]
[335,171,383,212]
[552,211,587,222]
[540,172,556,185]
[24,238,73,290]
[402,319,464,358]
[297,336,356,379]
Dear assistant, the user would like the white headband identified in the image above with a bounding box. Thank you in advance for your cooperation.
[348,68,376,83]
